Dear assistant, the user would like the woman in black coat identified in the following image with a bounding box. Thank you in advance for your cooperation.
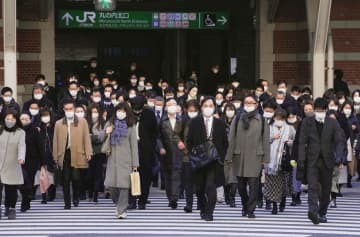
[19,112,44,212]
[39,107,57,203]
[186,97,228,221]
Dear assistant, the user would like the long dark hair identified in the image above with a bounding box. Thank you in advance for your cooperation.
[40,106,55,127]
[87,103,105,130]
[111,102,136,127]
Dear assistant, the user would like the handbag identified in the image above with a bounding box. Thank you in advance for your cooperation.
[190,129,220,170]
[130,169,141,196]
[281,143,292,172]
[101,135,111,155]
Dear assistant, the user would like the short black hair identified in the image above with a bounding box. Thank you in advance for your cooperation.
[334,69,343,80]
[35,74,45,82]
[200,96,215,107]
[263,99,277,110]
[314,97,328,110]
[291,86,301,93]
[62,98,75,108]
[1,87,13,95]
[276,80,287,87]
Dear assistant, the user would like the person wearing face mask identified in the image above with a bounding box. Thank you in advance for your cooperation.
[231,95,243,114]
[176,81,186,99]
[58,82,88,119]
[225,95,270,219]
[264,109,296,215]
[19,112,44,213]
[35,74,57,109]
[126,74,138,92]
[23,84,54,116]
[128,96,158,210]
[298,97,345,225]
[104,102,139,219]
[352,90,360,119]
[158,98,186,209]
[221,103,237,208]
[86,104,106,203]
[275,81,300,112]
[53,99,92,210]
[38,107,57,204]
[28,102,41,127]
[180,100,200,212]
[187,86,198,102]
[203,64,226,95]
[187,97,228,221]
[1,87,20,114]
[103,85,114,120]
[0,110,26,220]
[340,101,360,189]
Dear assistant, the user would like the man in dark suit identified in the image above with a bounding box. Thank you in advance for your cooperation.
[159,98,186,209]
[298,97,345,225]
[186,97,228,221]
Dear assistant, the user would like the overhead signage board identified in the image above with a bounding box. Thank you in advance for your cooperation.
[58,10,229,30]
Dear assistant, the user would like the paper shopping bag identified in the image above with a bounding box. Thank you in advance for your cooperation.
[130,170,141,196]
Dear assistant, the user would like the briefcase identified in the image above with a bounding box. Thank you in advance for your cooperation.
[130,170,141,196]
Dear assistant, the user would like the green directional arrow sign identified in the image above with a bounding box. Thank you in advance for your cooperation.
[58,10,229,30]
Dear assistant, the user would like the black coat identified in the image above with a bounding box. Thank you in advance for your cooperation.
[186,116,228,186]
[39,123,56,172]
[137,108,158,169]
[298,116,345,170]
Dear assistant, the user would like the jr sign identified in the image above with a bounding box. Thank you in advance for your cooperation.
[58,10,229,30]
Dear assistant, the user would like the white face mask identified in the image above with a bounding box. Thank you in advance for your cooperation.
[274,120,285,127]
[328,106,338,111]
[292,95,300,100]
[90,62,97,68]
[66,111,75,119]
[354,97,360,104]
[339,98,345,105]
[74,112,85,119]
[315,112,326,123]
[94,81,100,86]
[130,79,137,85]
[29,109,39,116]
[264,86,268,92]
[287,117,297,124]
[92,113,99,120]
[69,90,78,97]
[145,86,153,91]
[93,97,101,103]
[104,92,111,98]
[187,112,198,119]
[138,81,145,87]
[41,116,50,124]
[278,88,287,94]
[255,91,263,97]
[276,99,284,105]
[167,105,177,115]
[232,82,240,88]
[155,105,163,112]
[244,106,256,113]
[226,110,235,118]
[233,102,241,109]
[217,88,224,93]
[147,101,155,108]
[37,80,46,86]
[111,99,118,106]
[212,68,219,74]
[129,93,136,99]
[34,93,43,100]
[130,66,136,71]
[202,107,214,117]
[343,109,352,118]
[116,111,126,120]
[263,112,274,119]
[178,86,184,92]
[3,96,12,103]
[216,99,223,106]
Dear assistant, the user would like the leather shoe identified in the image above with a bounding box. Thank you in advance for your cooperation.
[308,211,319,225]
[319,215,327,223]
[64,205,71,210]
[247,212,256,218]
[204,215,213,221]
[184,206,192,213]
[169,201,178,209]
[241,209,248,217]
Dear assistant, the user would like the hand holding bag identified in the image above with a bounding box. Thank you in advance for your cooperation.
[130,169,141,196]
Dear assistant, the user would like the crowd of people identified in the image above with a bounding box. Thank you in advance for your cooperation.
[0,58,359,226]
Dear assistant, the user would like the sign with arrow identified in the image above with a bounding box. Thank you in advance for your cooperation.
[58,10,229,30]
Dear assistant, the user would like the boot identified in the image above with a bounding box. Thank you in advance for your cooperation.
[338,184,343,197]
[41,193,47,204]
[290,193,297,206]
[271,202,278,215]
[265,199,272,210]
[47,185,56,201]
[8,208,16,220]
[229,184,236,208]
[295,192,302,205]
[279,196,286,212]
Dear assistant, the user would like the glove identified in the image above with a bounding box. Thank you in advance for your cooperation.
[290,160,297,168]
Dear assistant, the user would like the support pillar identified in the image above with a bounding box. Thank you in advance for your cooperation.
[3,0,17,99]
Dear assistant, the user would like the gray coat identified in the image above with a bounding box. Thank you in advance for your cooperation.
[225,114,270,178]
[0,129,26,185]
[104,125,139,189]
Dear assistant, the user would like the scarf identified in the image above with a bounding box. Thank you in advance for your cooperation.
[240,110,258,130]
[267,123,291,175]
[110,119,128,145]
